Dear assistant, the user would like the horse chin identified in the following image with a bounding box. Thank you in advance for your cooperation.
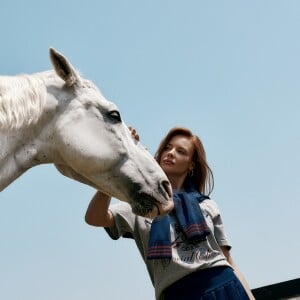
[131,194,174,218]
[131,203,159,218]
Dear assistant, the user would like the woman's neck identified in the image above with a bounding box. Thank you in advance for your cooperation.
[168,176,185,191]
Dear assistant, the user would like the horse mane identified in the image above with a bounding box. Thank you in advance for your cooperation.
[0,73,48,130]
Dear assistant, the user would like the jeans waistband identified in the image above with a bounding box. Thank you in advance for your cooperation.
[165,266,235,292]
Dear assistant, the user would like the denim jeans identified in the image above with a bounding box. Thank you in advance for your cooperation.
[163,266,249,300]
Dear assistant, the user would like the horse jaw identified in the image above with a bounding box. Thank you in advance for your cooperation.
[54,160,174,218]
[54,163,104,191]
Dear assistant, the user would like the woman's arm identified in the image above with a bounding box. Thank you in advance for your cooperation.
[85,191,115,227]
[221,246,255,300]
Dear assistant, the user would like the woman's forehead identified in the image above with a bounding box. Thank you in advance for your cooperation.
[169,135,194,149]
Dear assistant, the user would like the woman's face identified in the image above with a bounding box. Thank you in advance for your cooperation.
[159,135,194,180]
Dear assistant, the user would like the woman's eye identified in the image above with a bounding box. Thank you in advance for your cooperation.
[107,110,121,122]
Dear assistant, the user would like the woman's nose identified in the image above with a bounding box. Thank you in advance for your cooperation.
[166,149,175,157]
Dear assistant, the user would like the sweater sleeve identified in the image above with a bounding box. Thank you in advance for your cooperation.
[104,201,136,240]
[202,199,232,249]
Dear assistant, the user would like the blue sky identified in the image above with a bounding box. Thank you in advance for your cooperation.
[1,1,299,299]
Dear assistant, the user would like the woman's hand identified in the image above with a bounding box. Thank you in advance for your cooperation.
[128,126,140,142]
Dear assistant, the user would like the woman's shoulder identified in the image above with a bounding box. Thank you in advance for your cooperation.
[200,198,221,215]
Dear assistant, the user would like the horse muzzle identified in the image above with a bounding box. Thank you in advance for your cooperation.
[130,180,174,218]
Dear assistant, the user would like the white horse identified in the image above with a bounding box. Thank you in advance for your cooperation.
[0,48,173,217]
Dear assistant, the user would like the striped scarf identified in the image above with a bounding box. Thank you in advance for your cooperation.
[147,189,210,260]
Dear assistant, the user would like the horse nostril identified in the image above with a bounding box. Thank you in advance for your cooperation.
[162,180,172,198]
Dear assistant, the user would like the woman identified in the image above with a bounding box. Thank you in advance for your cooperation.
[85,127,254,300]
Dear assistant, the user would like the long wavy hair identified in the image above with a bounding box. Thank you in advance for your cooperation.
[154,127,214,195]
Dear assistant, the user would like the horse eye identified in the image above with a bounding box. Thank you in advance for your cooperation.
[107,110,121,122]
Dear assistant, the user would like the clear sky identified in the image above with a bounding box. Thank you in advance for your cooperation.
[1,1,299,299]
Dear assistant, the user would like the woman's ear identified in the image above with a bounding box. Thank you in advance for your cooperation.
[188,164,195,176]
[189,162,195,172]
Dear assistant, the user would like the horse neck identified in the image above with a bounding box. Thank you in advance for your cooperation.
[0,126,54,192]
[0,72,61,191]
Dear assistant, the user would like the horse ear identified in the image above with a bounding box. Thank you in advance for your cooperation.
[49,48,81,86]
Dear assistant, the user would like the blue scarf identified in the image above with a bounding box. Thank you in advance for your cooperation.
[147,189,210,260]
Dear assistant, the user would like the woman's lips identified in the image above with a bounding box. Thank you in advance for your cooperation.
[162,159,174,165]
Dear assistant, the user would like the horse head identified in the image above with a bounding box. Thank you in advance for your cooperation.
[0,48,173,218]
